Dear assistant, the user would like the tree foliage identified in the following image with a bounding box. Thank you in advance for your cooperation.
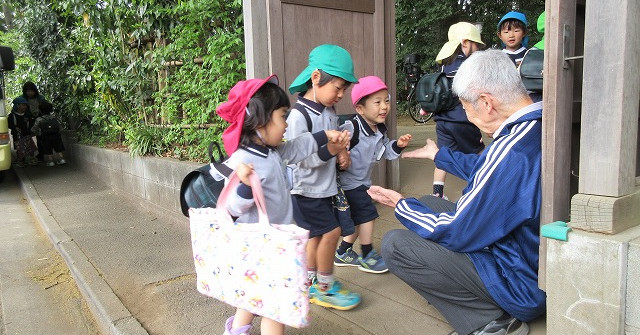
[395,0,545,108]
[2,0,244,161]
[2,0,544,161]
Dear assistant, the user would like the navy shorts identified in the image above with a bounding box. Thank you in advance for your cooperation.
[291,195,340,238]
[435,121,484,154]
[344,185,379,225]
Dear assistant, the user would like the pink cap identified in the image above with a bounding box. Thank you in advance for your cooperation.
[351,76,388,106]
[216,75,279,155]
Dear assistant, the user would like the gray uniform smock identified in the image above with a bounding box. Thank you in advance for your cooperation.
[339,115,403,191]
[225,131,327,224]
[285,97,338,198]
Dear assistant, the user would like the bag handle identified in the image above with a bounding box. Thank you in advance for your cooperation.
[216,171,269,225]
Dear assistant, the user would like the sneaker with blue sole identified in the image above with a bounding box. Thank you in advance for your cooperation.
[334,247,360,267]
[309,280,361,310]
[357,250,388,274]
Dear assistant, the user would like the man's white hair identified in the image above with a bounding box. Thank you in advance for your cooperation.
[452,49,529,105]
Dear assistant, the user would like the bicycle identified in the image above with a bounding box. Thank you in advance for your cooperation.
[402,54,434,124]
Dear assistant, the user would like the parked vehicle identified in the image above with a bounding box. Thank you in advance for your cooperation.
[0,46,15,183]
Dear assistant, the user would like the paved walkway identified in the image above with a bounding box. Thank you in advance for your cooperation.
[12,121,545,334]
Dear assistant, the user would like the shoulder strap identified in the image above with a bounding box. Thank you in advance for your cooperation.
[293,102,312,132]
[347,116,360,149]
[208,141,226,163]
[207,141,232,177]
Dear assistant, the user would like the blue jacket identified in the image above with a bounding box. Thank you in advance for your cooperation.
[393,102,546,321]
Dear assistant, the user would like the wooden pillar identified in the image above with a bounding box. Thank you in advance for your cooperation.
[539,0,577,289]
[382,0,400,191]
[243,0,271,79]
[568,0,640,235]
[578,0,639,197]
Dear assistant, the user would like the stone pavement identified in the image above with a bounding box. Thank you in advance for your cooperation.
[11,120,545,335]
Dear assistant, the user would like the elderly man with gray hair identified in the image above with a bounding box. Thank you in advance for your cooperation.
[368,49,545,335]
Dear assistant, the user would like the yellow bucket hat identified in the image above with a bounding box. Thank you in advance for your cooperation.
[435,22,485,64]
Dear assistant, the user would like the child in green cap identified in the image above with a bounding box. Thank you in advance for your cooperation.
[286,44,361,310]
[532,11,545,50]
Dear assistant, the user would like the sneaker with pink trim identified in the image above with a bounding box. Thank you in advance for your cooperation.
[223,316,252,335]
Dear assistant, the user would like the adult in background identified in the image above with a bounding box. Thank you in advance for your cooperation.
[430,22,485,199]
[369,50,545,335]
[12,81,50,161]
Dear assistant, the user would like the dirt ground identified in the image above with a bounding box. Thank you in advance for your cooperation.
[28,226,102,335]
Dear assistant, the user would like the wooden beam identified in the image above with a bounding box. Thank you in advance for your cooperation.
[281,0,374,13]
[383,0,400,191]
[539,0,577,290]
[243,0,271,78]
[578,0,640,197]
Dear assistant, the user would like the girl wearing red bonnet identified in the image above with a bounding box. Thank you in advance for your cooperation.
[215,75,350,335]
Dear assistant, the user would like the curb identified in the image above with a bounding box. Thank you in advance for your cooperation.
[13,168,149,335]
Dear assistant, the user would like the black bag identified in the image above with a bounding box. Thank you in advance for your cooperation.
[40,116,60,134]
[179,142,231,217]
[415,72,456,114]
[519,48,544,92]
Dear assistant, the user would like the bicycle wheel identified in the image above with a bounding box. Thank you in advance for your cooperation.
[408,100,433,123]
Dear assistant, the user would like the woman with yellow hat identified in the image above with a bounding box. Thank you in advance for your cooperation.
[430,22,486,200]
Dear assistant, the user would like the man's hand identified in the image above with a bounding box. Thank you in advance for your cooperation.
[326,130,350,156]
[401,138,439,160]
[235,163,254,186]
[367,185,404,208]
[336,150,351,170]
[396,134,413,148]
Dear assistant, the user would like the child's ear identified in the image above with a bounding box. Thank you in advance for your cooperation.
[355,104,365,116]
[311,70,321,86]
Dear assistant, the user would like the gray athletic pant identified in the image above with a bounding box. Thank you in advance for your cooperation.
[380,196,504,335]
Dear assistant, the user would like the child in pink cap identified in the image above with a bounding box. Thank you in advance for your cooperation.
[334,75,412,273]
[214,75,350,335]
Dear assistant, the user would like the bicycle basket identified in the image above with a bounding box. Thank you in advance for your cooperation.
[415,72,456,114]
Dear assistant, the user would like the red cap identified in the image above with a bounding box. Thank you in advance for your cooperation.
[216,75,279,155]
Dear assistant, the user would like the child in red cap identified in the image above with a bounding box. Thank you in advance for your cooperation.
[334,75,412,274]
[215,75,350,335]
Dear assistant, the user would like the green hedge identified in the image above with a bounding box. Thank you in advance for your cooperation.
[1,0,543,161]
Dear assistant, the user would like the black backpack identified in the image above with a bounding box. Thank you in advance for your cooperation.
[415,72,457,114]
[40,116,60,134]
[179,142,231,217]
[519,48,544,92]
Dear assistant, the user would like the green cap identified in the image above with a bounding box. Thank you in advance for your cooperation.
[533,11,545,50]
[288,44,358,94]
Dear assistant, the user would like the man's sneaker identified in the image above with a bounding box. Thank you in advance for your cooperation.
[433,193,449,200]
[223,316,252,335]
[357,250,388,274]
[309,280,361,310]
[56,158,66,165]
[448,316,529,335]
[45,161,55,167]
[334,247,360,267]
